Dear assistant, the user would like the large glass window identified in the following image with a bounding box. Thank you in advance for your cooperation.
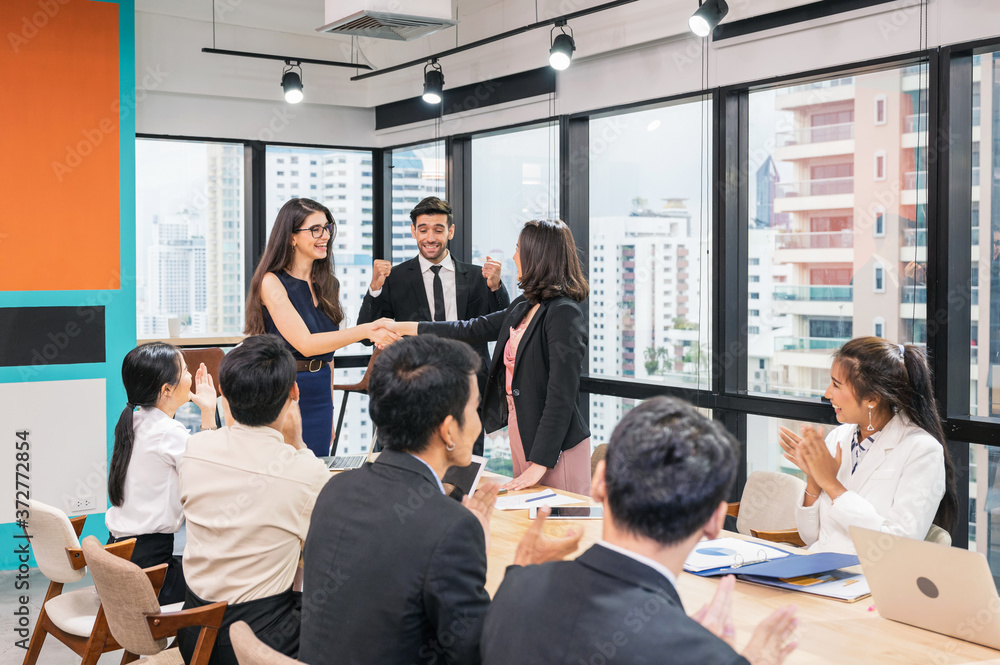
[974,52,1000,419]
[471,124,560,301]
[136,139,245,339]
[748,65,929,397]
[746,414,830,479]
[264,146,374,355]
[589,100,713,390]
[468,124,559,463]
[390,142,446,265]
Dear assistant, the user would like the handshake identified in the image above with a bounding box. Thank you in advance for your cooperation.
[362,319,417,349]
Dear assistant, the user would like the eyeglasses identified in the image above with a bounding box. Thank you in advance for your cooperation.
[294,223,334,239]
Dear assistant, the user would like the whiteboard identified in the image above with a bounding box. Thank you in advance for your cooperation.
[0,379,107,523]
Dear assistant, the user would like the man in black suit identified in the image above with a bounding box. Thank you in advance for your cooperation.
[298,336,580,665]
[482,397,800,665]
[357,196,510,455]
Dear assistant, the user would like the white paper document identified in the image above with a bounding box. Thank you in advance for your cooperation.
[494,490,586,511]
[684,537,791,572]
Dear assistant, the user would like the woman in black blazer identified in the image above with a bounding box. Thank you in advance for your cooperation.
[393,220,591,494]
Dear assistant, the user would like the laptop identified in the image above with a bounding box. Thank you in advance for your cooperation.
[323,429,379,471]
[851,526,1000,650]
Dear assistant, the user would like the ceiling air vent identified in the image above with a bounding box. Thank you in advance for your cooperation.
[318,1,457,41]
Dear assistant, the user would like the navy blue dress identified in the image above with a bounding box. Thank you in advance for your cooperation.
[263,270,339,456]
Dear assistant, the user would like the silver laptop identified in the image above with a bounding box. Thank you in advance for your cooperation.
[324,429,378,471]
[851,526,1000,650]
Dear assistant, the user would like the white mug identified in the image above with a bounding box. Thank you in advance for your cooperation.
[167,317,186,338]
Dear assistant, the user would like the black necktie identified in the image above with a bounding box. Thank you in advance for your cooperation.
[430,265,446,321]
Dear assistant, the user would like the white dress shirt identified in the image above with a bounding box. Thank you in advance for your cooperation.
[417,252,458,321]
[369,253,458,321]
[105,407,188,538]
[596,540,679,589]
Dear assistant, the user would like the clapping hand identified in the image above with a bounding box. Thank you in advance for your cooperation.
[695,576,798,665]
[189,363,216,410]
[742,605,798,665]
[281,400,306,450]
[693,575,737,645]
[513,506,582,566]
[463,482,501,552]
[797,425,842,492]
[482,256,502,292]
[779,425,842,499]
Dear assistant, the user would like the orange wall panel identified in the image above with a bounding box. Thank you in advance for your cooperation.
[0,0,120,291]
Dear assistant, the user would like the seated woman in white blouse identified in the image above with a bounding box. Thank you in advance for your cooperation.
[778,337,957,554]
[105,342,216,604]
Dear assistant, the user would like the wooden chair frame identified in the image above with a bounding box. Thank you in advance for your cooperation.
[726,502,808,548]
[22,516,135,665]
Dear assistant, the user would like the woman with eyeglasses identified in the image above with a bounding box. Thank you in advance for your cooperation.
[245,198,399,456]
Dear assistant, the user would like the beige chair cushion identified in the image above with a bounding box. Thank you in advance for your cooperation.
[82,536,168,655]
[590,443,608,479]
[26,500,86,584]
[137,647,185,665]
[44,586,100,637]
[735,471,806,536]
[925,524,952,546]
[231,620,298,665]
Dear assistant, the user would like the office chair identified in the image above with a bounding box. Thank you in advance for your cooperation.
[331,349,381,455]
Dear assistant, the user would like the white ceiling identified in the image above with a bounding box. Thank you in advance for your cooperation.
[136,0,828,71]
[133,0,862,109]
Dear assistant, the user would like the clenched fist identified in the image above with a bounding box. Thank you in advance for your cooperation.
[482,256,502,292]
[370,259,391,292]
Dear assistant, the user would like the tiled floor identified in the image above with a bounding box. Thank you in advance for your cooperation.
[0,569,121,665]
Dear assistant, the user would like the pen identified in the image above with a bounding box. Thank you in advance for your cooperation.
[497,489,508,495]
[525,491,558,503]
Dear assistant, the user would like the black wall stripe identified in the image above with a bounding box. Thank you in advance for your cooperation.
[713,0,900,41]
[0,306,106,368]
[375,67,557,131]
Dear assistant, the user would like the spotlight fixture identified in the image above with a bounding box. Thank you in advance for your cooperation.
[281,60,304,104]
[689,0,729,38]
[422,59,444,104]
[549,21,576,71]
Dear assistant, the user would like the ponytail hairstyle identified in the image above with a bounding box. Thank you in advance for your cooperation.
[108,343,183,508]
[832,337,958,532]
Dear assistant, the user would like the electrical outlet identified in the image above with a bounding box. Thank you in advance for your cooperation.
[69,497,95,513]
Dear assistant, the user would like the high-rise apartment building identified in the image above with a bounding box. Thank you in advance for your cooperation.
[588,202,709,444]
[751,68,929,399]
[205,144,244,335]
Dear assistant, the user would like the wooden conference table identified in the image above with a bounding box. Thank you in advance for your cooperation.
[485,483,1000,665]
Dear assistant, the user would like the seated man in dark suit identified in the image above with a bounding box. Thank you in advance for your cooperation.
[356,196,510,455]
[299,336,580,665]
[482,397,800,665]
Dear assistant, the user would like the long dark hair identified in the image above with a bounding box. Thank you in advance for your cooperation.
[109,343,182,508]
[517,219,589,304]
[833,337,958,532]
[245,198,344,334]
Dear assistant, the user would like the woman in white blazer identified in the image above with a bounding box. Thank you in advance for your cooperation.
[778,337,957,554]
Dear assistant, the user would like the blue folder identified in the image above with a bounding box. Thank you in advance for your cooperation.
[690,552,859,578]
